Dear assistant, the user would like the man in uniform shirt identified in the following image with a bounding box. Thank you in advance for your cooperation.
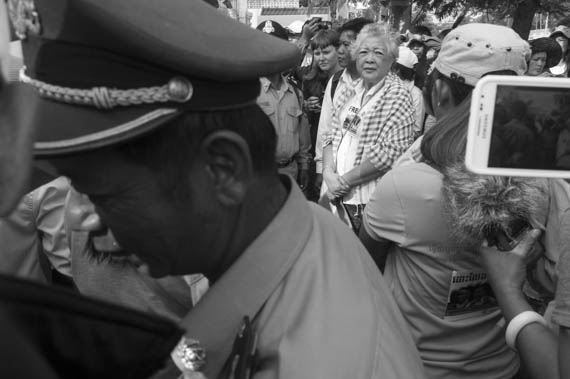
[256,21,311,191]
[5,0,426,377]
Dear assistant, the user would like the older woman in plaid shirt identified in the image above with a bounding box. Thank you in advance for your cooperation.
[322,23,416,232]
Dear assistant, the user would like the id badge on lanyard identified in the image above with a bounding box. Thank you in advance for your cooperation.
[342,105,361,137]
[342,115,361,136]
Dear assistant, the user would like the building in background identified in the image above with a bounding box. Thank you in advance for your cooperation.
[224,0,331,29]
[249,0,299,8]
[255,7,330,29]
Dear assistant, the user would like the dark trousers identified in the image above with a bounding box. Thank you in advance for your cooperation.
[343,203,366,234]
[306,121,320,202]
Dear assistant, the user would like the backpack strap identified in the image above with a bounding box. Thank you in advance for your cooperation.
[330,69,343,101]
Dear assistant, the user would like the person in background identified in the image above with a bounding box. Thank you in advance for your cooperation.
[294,17,324,68]
[0,45,71,287]
[302,29,341,200]
[314,17,373,198]
[360,23,533,378]
[302,29,341,134]
[424,35,442,65]
[526,37,562,77]
[322,23,415,233]
[407,25,432,89]
[394,23,530,167]
[360,96,548,379]
[393,45,425,139]
[549,25,570,77]
[479,215,570,379]
[0,178,207,323]
[256,20,311,191]
[0,176,71,285]
[499,100,536,169]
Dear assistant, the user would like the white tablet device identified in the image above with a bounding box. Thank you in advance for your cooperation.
[466,75,570,178]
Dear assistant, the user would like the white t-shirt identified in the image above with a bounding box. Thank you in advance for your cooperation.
[403,80,425,137]
[336,96,361,204]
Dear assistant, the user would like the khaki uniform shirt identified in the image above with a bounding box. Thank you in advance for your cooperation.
[176,176,426,379]
[257,77,311,171]
[0,176,71,282]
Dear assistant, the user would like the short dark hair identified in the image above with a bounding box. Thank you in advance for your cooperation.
[117,105,277,198]
[338,18,373,36]
[411,25,432,37]
[557,17,570,28]
[392,62,415,82]
[408,40,426,49]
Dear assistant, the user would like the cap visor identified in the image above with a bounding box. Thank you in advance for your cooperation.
[30,94,183,158]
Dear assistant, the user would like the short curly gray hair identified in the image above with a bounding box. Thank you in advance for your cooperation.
[350,23,400,61]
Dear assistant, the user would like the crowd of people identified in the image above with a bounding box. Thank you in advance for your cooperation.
[2,0,570,378]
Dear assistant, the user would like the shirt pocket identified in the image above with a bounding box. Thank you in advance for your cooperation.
[285,107,302,133]
[258,102,275,117]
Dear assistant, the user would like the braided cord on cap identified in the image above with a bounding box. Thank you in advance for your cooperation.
[19,68,193,110]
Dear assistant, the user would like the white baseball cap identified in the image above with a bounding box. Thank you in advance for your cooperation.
[397,46,418,69]
[434,23,531,86]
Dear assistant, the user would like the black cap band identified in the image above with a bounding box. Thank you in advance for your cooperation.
[25,40,261,111]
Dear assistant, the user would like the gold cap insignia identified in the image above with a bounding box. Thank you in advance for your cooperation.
[262,21,275,34]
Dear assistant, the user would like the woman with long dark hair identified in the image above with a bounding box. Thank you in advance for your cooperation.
[360,97,550,378]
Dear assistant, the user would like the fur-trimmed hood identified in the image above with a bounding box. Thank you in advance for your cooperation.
[441,163,548,249]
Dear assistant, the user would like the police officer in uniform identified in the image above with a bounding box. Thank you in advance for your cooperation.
[256,20,311,193]
[3,0,426,378]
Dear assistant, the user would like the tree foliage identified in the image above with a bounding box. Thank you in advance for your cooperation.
[414,0,570,21]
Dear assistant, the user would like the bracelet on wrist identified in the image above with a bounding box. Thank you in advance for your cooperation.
[505,310,547,350]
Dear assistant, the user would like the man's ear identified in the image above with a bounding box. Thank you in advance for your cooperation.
[433,78,456,118]
[199,130,253,206]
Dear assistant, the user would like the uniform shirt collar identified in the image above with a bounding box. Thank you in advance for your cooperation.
[260,75,292,93]
[178,176,312,378]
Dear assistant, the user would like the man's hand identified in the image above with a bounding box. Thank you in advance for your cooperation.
[297,169,309,192]
[301,18,320,41]
[305,96,322,113]
[479,229,542,296]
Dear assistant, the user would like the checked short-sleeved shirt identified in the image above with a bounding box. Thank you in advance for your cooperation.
[323,72,415,174]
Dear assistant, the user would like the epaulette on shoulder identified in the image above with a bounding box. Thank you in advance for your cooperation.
[285,75,304,109]
[285,74,302,92]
